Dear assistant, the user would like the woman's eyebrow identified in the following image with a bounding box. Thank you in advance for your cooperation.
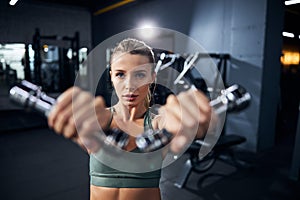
[133,69,147,73]
[113,69,125,72]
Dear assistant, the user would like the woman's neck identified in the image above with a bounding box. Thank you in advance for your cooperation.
[114,103,147,121]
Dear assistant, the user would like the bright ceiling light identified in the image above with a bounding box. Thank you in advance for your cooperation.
[137,20,158,39]
[138,21,156,29]
[9,0,18,6]
[282,32,295,38]
[285,0,300,5]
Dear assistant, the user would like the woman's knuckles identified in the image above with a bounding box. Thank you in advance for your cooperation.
[166,95,179,106]
[54,122,63,134]
[64,125,76,138]
[57,112,68,123]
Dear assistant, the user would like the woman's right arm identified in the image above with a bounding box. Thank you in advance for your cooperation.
[48,87,112,152]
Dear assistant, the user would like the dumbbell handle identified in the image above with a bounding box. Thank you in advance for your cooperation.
[135,84,251,152]
[9,84,55,117]
[9,80,129,150]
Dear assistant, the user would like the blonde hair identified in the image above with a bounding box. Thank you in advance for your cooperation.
[111,38,155,73]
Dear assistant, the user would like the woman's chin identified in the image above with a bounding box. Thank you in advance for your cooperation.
[123,101,138,107]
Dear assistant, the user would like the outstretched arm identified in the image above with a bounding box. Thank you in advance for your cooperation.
[48,87,111,152]
[157,89,212,153]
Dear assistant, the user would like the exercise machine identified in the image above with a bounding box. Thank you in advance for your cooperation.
[30,28,80,92]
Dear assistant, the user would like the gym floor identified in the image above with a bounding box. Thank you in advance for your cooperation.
[1,80,300,200]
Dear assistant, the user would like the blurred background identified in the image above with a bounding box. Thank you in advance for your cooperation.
[0,0,299,199]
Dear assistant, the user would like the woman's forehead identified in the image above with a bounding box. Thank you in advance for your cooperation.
[111,53,152,71]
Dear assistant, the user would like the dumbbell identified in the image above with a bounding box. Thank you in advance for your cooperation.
[9,80,129,149]
[135,84,251,152]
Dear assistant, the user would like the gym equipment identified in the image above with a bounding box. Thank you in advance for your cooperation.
[30,29,80,92]
[148,51,251,188]
[136,84,251,152]
[9,80,250,152]
[9,80,129,149]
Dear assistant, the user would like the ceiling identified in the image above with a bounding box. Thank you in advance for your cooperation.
[26,0,113,9]
[24,0,144,12]
[15,0,300,34]
[35,0,96,8]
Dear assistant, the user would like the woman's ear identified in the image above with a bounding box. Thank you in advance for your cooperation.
[109,68,114,88]
[152,73,157,84]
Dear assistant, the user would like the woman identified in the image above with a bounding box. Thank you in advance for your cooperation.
[48,38,211,200]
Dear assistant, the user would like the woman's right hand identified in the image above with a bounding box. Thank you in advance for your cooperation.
[48,87,111,152]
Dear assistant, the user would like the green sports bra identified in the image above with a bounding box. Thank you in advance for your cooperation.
[89,108,162,188]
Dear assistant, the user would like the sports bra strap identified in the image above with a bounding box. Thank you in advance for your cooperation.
[143,109,153,131]
[103,107,114,131]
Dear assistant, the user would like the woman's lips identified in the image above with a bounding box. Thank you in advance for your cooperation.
[122,94,138,101]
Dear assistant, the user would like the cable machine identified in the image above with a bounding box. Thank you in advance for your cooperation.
[148,51,248,188]
[29,28,80,92]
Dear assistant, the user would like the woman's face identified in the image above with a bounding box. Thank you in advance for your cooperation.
[110,53,155,108]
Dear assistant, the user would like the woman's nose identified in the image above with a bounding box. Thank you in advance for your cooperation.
[125,76,136,91]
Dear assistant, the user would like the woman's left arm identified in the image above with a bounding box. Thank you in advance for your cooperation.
[157,89,212,153]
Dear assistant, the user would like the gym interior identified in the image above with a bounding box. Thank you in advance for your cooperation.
[1,0,300,199]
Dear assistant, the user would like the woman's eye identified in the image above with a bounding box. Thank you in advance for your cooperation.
[135,73,146,79]
[116,72,125,78]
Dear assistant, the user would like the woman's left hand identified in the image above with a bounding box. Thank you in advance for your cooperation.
[158,89,212,153]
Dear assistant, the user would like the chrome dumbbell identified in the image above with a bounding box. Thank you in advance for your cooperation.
[9,80,129,149]
[136,84,251,152]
